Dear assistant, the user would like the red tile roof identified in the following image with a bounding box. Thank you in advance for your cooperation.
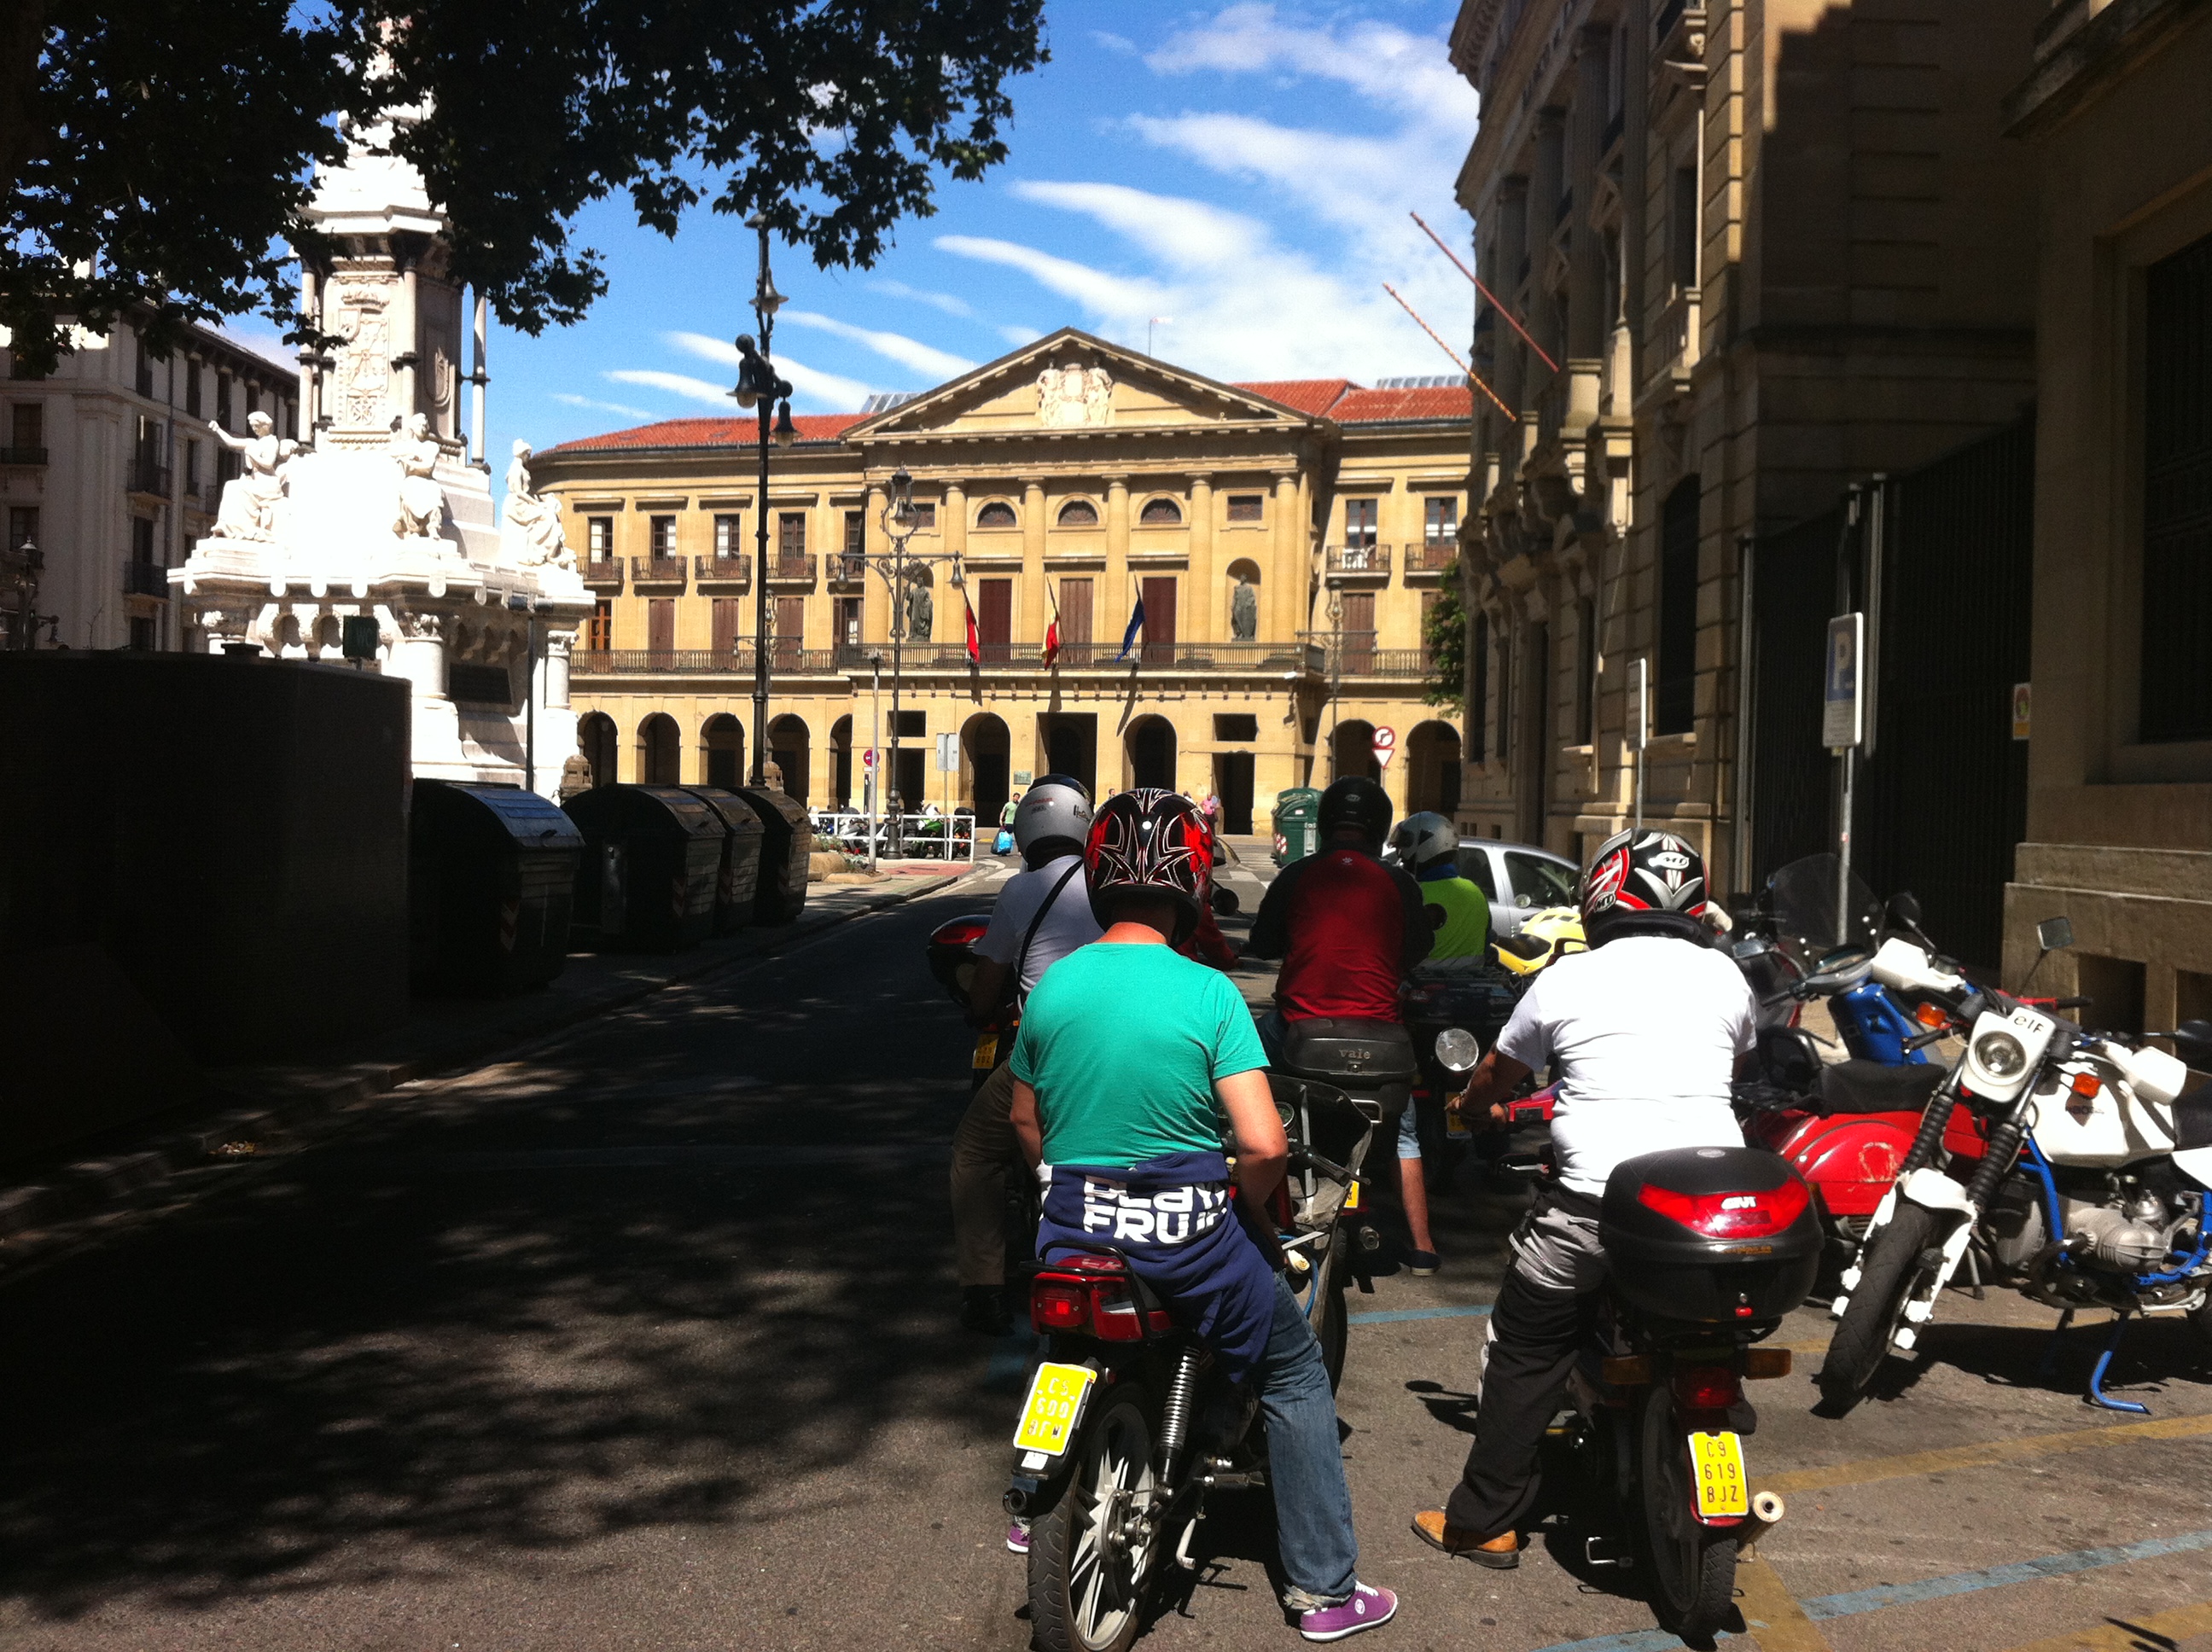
[1329,386,1476,423]
[545,413,869,454]
[1231,378,1356,416]
[544,378,1469,457]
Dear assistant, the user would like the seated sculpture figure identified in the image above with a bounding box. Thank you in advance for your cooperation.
[207,412,295,542]
[393,412,447,539]
[503,439,572,567]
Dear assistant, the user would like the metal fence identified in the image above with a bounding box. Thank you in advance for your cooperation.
[810,809,978,860]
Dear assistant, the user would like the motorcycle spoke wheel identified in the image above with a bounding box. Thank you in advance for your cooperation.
[1028,1396,1161,1652]
[1633,1388,1738,1638]
[1819,1201,1941,1414]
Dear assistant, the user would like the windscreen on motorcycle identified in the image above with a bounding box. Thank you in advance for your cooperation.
[1765,854,1882,961]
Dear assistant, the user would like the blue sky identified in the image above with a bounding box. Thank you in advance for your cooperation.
[474,2,1481,457]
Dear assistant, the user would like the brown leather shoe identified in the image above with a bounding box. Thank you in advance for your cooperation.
[1411,1509,1521,1568]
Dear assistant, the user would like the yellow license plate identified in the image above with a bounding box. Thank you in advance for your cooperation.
[1343,1179,1360,1210]
[1013,1362,1096,1457]
[1691,1431,1749,1517]
[974,1031,999,1068]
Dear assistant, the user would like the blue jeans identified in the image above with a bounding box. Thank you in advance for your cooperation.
[1256,1271,1360,1608]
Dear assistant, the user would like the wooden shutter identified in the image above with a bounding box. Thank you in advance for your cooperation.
[712,597,742,658]
[647,598,675,654]
[1141,577,1177,661]
[1341,590,1375,673]
[979,578,1013,661]
[775,595,805,667]
[1059,578,1093,664]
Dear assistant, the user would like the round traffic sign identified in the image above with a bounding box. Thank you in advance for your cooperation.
[862,748,877,769]
[1372,725,1398,769]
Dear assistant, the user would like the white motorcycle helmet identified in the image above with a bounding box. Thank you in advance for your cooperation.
[1390,811,1458,876]
[1013,773,1094,861]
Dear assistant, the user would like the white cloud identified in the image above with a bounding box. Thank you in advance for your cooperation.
[605,369,736,408]
[998,323,1045,346]
[780,310,975,381]
[1091,30,1137,54]
[661,330,876,410]
[934,236,1171,321]
[1008,181,1266,270]
[553,392,656,421]
[1145,4,1476,116]
[872,279,977,319]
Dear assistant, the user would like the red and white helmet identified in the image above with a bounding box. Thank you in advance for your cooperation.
[1580,828,1709,943]
[1085,788,1214,943]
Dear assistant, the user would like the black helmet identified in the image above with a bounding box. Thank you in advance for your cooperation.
[1085,788,1214,945]
[1580,828,1712,946]
[1318,776,1394,846]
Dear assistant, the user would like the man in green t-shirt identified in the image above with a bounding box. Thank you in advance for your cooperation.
[1007,789,1397,1642]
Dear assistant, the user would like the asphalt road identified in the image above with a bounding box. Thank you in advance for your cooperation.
[3,873,2210,1652]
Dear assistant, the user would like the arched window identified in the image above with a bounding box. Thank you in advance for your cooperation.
[976,500,1017,529]
[1138,496,1182,526]
[1057,498,1099,527]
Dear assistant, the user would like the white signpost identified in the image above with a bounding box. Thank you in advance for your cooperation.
[1628,658,1649,834]
[1825,612,1867,944]
[1371,725,1397,770]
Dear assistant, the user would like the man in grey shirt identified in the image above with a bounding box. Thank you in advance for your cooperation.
[951,775,1101,1332]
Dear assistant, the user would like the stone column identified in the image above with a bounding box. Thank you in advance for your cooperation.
[943,480,967,560]
[1188,474,1214,637]
[388,606,449,698]
[394,248,421,419]
[297,268,321,445]
[1270,470,1301,643]
[544,627,575,709]
[1565,31,1610,435]
[470,292,489,467]
[1527,110,1567,449]
[1493,176,1531,476]
[1022,477,1047,644]
[865,481,888,644]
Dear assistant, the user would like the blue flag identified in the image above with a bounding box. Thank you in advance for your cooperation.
[1116,590,1146,661]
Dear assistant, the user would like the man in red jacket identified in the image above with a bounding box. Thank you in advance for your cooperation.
[1243,776,1440,1269]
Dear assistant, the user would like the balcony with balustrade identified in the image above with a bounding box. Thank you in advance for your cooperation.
[1635,288,1701,413]
[1306,629,1431,680]
[1323,543,1393,584]
[825,551,869,590]
[0,445,48,467]
[1403,538,1458,579]
[122,558,171,600]
[630,554,689,590]
[581,557,624,591]
[127,457,171,499]
[573,646,842,678]
[765,551,818,588]
[695,553,751,591]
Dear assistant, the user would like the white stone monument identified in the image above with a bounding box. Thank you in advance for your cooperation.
[172,104,592,799]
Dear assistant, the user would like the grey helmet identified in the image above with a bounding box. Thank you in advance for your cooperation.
[1390,811,1458,875]
[1013,773,1094,858]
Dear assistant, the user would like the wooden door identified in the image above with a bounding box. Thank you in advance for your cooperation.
[1341,590,1374,673]
[1141,577,1177,663]
[712,597,742,659]
[978,578,1012,662]
[647,598,675,656]
[775,595,805,669]
[1058,578,1092,666]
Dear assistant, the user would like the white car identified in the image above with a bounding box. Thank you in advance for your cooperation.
[1451,839,1580,939]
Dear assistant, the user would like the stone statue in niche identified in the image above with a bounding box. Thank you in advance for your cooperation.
[1231,573,1259,641]
[392,412,447,539]
[207,411,295,542]
[904,574,934,642]
[1035,360,1113,428]
[503,440,572,567]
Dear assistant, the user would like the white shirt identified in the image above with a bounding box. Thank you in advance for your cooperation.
[1494,934,1755,1196]
[976,853,1104,1002]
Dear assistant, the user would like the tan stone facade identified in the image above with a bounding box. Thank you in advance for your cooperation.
[531,331,1473,834]
[1999,0,2212,1022]
[1447,0,2040,888]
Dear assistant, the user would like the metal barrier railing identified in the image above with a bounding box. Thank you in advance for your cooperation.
[809,809,980,861]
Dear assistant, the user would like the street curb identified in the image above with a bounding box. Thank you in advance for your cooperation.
[0,868,981,1249]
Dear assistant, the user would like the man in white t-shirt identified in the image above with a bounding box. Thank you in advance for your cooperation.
[1412,829,1755,1567]
[950,775,1103,1332]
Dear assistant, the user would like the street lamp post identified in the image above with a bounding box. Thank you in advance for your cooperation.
[731,216,796,787]
[869,465,963,860]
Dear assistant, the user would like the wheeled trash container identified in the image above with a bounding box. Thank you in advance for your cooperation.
[409,780,585,995]
[1272,787,1321,868]
[738,788,813,925]
[681,785,767,933]
[562,784,725,951]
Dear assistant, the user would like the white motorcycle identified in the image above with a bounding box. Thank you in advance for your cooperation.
[1819,918,2212,1414]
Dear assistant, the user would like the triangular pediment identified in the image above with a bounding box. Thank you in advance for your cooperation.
[845,328,1319,441]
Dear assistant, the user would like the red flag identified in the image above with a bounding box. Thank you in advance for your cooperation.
[963,591,981,663]
[1043,614,1061,668]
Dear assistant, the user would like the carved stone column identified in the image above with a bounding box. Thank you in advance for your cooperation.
[944,480,967,560]
[1565,30,1611,435]
[1022,477,1048,643]
[1493,175,1531,476]
[388,605,450,700]
[544,627,576,710]
[1188,474,1214,636]
[865,482,888,645]
[1270,470,1301,642]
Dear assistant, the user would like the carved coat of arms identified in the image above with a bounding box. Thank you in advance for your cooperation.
[1035,361,1114,428]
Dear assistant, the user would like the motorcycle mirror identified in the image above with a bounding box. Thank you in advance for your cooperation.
[1435,1027,1481,1073]
[1210,885,1241,916]
[2036,916,2075,953]
[2174,1018,2212,1072]
[1888,890,1923,928]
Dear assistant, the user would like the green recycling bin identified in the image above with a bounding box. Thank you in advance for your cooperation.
[1272,787,1322,868]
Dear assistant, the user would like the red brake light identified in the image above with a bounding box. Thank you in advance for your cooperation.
[1671,1364,1743,1411]
[1638,1178,1810,1239]
[1031,1281,1090,1333]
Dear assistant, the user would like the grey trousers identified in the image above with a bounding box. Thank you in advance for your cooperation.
[950,1060,1022,1288]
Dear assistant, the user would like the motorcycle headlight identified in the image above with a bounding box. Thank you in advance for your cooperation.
[1434,1026,1481,1073]
[1972,1028,2029,1080]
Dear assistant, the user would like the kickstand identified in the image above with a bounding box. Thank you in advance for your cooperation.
[2035,1309,2076,1380]
[2086,1313,2151,1415]
[1963,1243,1986,1301]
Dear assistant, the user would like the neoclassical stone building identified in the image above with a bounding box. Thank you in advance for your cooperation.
[1447,0,2042,888]
[533,330,1472,834]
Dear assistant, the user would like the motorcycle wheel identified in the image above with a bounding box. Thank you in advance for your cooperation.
[1632,1387,1737,1639]
[1028,1392,1164,1652]
[1313,1240,1348,1393]
[1819,1201,1941,1414]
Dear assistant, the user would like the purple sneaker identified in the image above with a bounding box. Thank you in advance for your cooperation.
[1299,1581,1396,1642]
[1005,1519,1030,1555]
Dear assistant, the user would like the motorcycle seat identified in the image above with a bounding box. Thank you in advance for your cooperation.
[1273,1017,1419,1082]
[1813,1059,1946,1118]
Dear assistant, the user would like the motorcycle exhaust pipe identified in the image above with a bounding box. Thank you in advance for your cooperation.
[1738,1488,1786,1556]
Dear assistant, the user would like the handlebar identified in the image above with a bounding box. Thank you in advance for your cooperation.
[1903,1027,1951,1052]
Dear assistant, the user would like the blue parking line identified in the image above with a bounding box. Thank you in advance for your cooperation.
[1348,1304,1493,1324]
[1522,1526,2212,1652]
